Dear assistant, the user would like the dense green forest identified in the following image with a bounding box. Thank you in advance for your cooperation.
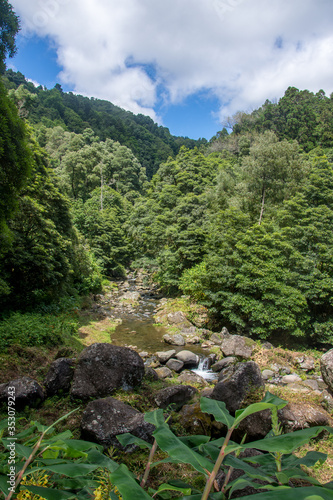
[2,0,333,348]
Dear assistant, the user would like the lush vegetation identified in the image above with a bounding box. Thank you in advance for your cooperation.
[2,0,333,348]
[1,394,332,499]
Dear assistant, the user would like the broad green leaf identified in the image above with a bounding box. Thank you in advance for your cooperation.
[62,439,103,452]
[22,485,74,499]
[144,409,165,427]
[42,448,60,459]
[42,463,99,477]
[116,432,152,449]
[198,440,241,461]
[86,449,119,472]
[156,483,192,495]
[11,442,33,460]
[110,463,152,500]
[237,486,333,499]
[0,474,9,496]
[200,397,235,428]
[260,392,288,408]
[247,426,333,454]
[234,400,287,427]
[282,451,327,468]
[275,471,290,485]
[153,423,214,474]
[178,435,211,449]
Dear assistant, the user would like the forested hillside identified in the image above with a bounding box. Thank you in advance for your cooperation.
[3,69,207,179]
[2,0,333,349]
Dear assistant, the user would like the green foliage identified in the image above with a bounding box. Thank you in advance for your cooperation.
[0,130,102,309]
[0,0,19,73]
[72,187,132,277]
[4,70,207,178]
[0,310,78,350]
[0,81,31,247]
[1,395,332,499]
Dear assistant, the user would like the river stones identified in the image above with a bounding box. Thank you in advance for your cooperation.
[44,358,75,396]
[156,350,176,363]
[154,385,198,411]
[70,343,145,400]
[211,361,265,413]
[175,350,199,367]
[0,377,45,410]
[81,397,155,449]
[163,334,186,346]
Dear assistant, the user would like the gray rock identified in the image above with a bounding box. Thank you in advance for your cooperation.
[281,374,302,384]
[166,358,184,373]
[262,369,275,380]
[176,350,199,367]
[144,367,159,381]
[178,402,213,435]
[211,361,265,413]
[211,357,237,372]
[220,335,256,359]
[321,390,333,412]
[167,311,191,327]
[235,410,272,441]
[301,379,319,391]
[81,397,155,449]
[178,370,208,386]
[271,364,291,375]
[320,349,333,392]
[154,385,198,411]
[279,402,333,432]
[156,350,177,364]
[44,358,75,396]
[155,366,173,379]
[181,326,198,336]
[163,334,186,346]
[210,333,223,345]
[295,356,315,372]
[70,343,145,400]
[220,327,230,337]
[0,377,44,410]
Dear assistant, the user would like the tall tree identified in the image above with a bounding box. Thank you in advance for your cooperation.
[0,0,19,73]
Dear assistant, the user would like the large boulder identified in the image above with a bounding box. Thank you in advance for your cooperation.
[71,344,144,400]
[167,311,192,327]
[320,349,333,392]
[220,335,256,359]
[44,358,75,396]
[154,385,198,411]
[211,357,237,373]
[166,358,184,373]
[211,361,265,413]
[163,334,185,346]
[81,397,155,449]
[176,350,199,367]
[178,402,213,435]
[0,377,44,410]
[178,370,208,386]
[155,350,176,364]
[279,402,333,432]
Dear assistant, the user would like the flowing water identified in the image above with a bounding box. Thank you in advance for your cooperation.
[102,276,214,377]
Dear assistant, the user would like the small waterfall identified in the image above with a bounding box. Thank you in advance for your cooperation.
[192,356,217,381]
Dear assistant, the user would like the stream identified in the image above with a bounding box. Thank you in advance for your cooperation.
[97,273,215,378]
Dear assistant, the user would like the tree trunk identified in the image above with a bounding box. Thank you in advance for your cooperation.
[259,185,265,225]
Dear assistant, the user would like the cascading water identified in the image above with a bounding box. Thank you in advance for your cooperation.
[191,356,217,381]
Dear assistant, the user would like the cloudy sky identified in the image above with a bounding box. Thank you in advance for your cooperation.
[7,0,333,140]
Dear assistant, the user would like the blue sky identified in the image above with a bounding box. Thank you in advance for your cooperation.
[8,0,333,141]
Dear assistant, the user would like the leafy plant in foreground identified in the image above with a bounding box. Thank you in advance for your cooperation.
[0,394,332,499]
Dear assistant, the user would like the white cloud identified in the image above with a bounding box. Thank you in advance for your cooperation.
[9,0,333,126]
